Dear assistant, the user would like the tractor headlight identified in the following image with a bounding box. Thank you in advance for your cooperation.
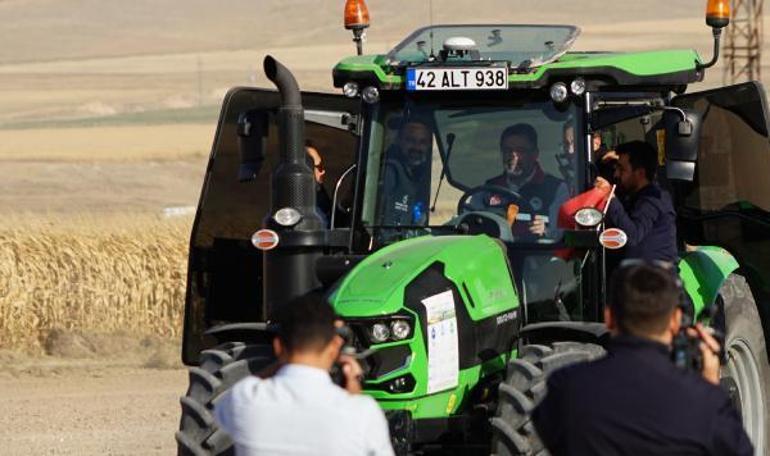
[390,320,411,340]
[370,322,390,343]
[550,82,568,103]
[574,207,603,228]
[385,374,415,393]
[363,317,414,344]
[570,77,586,96]
[273,207,302,227]
[343,81,359,98]
[362,86,380,104]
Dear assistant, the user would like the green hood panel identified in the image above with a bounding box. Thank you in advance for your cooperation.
[333,49,702,89]
[546,49,700,76]
[331,235,518,320]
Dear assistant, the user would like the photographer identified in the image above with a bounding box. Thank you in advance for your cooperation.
[214,293,394,455]
[531,263,752,455]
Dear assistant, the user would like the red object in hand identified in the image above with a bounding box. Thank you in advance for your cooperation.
[555,187,610,260]
[557,187,610,230]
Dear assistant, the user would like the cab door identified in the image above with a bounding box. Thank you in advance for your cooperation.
[671,81,770,299]
[182,88,360,364]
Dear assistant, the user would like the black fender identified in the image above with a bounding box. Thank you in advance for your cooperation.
[203,322,277,348]
[518,321,610,347]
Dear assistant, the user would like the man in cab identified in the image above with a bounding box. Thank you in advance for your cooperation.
[484,123,569,240]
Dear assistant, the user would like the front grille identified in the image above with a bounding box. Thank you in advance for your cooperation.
[366,344,411,379]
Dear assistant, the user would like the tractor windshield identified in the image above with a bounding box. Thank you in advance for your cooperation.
[361,94,590,323]
[362,93,582,244]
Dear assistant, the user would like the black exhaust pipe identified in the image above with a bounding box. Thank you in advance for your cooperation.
[262,55,324,319]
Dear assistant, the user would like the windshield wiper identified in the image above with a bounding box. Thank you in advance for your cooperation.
[430,132,455,213]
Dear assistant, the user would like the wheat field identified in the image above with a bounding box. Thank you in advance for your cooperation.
[0,213,191,353]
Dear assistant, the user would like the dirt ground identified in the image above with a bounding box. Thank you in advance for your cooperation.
[0,332,188,455]
[0,365,186,455]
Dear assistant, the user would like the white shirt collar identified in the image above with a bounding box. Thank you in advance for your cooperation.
[275,363,333,383]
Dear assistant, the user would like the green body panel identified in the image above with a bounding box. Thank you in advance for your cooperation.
[334,55,403,86]
[333,49,702,88]
[328,235,519,418]
[678,246,739,317]
[331,234,518,320]
[376,352,513,419]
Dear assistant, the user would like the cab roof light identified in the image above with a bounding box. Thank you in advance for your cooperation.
[344,0,370,30]
[344,0,371,55]
[706,0,730,29]
[699,0,730,70]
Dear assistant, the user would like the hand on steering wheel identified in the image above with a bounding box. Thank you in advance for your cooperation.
[457,184,525,215]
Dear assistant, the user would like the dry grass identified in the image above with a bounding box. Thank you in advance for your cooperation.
[0,213,191,353]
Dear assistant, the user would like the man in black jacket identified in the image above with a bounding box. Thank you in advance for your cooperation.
[596,140,677,262]
[531,263,753,455]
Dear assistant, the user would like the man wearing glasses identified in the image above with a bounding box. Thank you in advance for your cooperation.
[484,123,569,239]
[306,143,333,227]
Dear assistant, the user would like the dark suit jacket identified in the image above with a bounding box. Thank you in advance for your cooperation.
[532,335,753,456]
[605,183,678,262]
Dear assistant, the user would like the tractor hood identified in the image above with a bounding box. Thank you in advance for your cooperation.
[330,234,518,320]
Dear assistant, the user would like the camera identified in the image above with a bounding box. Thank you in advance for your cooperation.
[330,324,373,387]
[671,311,725,373]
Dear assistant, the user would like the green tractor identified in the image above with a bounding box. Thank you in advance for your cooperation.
[177,3,770,455]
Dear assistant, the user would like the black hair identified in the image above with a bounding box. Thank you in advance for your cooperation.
[616,140,658,181]
[608,263,681,336]
[274,291,338,353]
[500,123,539,151]
[399,114,434,136]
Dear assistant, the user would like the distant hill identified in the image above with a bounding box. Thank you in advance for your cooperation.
[0,0,763,125]
[0,0,705,64]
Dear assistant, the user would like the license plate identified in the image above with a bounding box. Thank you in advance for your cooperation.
[406,67,508,91]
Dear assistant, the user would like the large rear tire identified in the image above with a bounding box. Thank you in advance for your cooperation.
[490,342,606,456]
[176,342,275,456]
[718,274,770,454]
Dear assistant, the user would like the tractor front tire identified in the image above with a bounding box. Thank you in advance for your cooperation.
[490,342,606,456]
[176,342,275,456]
[719,274,770,454]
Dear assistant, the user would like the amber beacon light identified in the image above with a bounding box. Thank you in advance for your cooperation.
[706,0,730,29]
[344,0,370,55]
[698,0,730,69]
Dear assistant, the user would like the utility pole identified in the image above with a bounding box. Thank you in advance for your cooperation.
[723,0,763,84]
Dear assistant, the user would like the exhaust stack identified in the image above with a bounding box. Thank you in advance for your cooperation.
[262,55,323,319]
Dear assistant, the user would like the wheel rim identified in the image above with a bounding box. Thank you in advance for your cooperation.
[724,338,765,451]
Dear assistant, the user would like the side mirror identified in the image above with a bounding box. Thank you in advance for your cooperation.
[237,110,269,182]
[664,108,702,181]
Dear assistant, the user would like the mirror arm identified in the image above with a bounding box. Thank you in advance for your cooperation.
[697,27,723,71]
[657,106,693,136]
[331,163,357,229]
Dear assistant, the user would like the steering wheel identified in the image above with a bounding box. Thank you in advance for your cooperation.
[457,184,528,216]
